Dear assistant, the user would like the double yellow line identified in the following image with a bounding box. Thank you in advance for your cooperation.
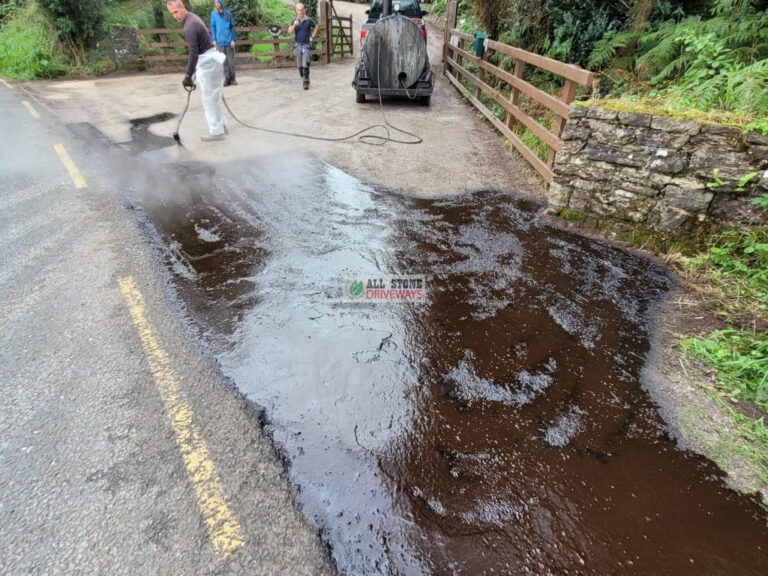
[21,83,244,556]
[119,278,245,557]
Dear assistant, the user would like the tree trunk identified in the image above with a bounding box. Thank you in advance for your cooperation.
[620,0,656,57]
[628,0,655,33]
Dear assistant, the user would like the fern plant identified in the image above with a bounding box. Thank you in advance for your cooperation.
[585,0,768,118]
[587,29,643,70]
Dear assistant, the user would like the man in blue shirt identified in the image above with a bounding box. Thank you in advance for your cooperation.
[211,0,237,86]
[287,3,317,90]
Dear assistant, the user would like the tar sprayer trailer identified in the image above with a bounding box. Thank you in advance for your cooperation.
[353,0,434,105]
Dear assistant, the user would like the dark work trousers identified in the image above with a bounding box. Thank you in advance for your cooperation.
[217,44,236,84]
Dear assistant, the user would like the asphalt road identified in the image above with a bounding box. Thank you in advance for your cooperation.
[0,82,334,575]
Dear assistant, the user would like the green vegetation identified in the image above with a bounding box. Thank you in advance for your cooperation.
[105,0,166,29]
[457,0,767,126]
[253,0,294,26]
[681,401,768,485]
[0,2,69,79]
[0,0,264,78]
[681,208,768,483]
[557,197,768,485]
[454,3,768,487]
[36,0,105,65]
[686,330,768,409]
[685,227,768,318]
[247,0,296,62]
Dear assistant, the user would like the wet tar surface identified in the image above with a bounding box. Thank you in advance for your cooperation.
[116,118,768,575]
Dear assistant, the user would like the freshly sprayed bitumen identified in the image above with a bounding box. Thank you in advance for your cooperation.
[121,130,768,574]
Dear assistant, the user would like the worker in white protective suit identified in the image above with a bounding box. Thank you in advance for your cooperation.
[167,0,228,141]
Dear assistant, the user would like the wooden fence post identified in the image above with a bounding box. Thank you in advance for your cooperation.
[505,59,524,131]
[443,1,457,75]
[320,1,331,64]
[476,39,487,100]
[159,31,170,60]
[547,78,577,167]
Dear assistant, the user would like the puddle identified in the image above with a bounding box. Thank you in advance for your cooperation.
[125,112,177,155]
[120,144,768,574]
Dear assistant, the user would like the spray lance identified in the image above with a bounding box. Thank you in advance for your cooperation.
[173,80,196,146]
[173,24,281,146]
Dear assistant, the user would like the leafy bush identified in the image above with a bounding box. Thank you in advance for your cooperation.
[38,0,105,55]
[583,0,768,118]
[428,0,447,16]
[222,0,258,26]
[544,0,625,65]
[0,3,69,78]
[253,0,294,26]
[105,0,164,28]
[662,34,768,114]
[0,0,23,25]
[473,0,513,39]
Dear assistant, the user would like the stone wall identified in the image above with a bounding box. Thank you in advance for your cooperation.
[94,27,145,73]
[549,105,768,229]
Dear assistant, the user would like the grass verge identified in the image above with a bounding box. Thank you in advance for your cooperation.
[558,203,768,488]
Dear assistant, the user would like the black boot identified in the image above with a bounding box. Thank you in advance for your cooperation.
[303,66,310,90]
[298,66,304,79]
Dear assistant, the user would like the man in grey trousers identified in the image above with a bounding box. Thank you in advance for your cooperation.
[288,3,318,90]
[211,0,237,86]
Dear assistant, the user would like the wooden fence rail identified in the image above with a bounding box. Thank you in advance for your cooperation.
[442,0,593,183]
[136,25,329,69]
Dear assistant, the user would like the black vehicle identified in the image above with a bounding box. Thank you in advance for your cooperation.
[353,0,434,105]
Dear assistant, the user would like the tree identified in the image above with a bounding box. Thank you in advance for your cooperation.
[474,0,514,40]
[224,0,258,26]
[38,0,105,66]
[619,0,656,56]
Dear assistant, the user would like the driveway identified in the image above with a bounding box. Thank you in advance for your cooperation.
[20,2,542,198]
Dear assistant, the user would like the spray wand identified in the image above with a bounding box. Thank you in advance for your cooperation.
[173,82,196,146]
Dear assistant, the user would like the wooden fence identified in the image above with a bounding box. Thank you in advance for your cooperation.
[137,2,352,70]
[442,1,593,183]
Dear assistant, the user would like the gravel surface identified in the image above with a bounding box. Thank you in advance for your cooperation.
[20,2,543,199]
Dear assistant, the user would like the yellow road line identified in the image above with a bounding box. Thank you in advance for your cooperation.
[22,100,40,119]
[53,144,87,189]
[118,277,245,558]
[0,78,11,88]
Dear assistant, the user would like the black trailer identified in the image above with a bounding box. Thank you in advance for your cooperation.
[354,59,434,105]
[353,6,434,106]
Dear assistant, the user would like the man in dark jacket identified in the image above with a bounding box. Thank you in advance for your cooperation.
[167,0,227,141]
[287,3,317,90]
[211,0,237,86]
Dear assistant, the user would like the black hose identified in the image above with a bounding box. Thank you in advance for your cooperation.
[176,39,424,146]
[222,93,421,146]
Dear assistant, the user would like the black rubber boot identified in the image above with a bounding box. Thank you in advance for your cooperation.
[303,67,310,90]
[298,66,304,79]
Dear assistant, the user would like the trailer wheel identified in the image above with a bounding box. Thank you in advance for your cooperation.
[356,90,366,104]
[420,95,431,106]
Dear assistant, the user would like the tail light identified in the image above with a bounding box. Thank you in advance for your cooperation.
[412,18,426,40]
[361,27,367,44]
